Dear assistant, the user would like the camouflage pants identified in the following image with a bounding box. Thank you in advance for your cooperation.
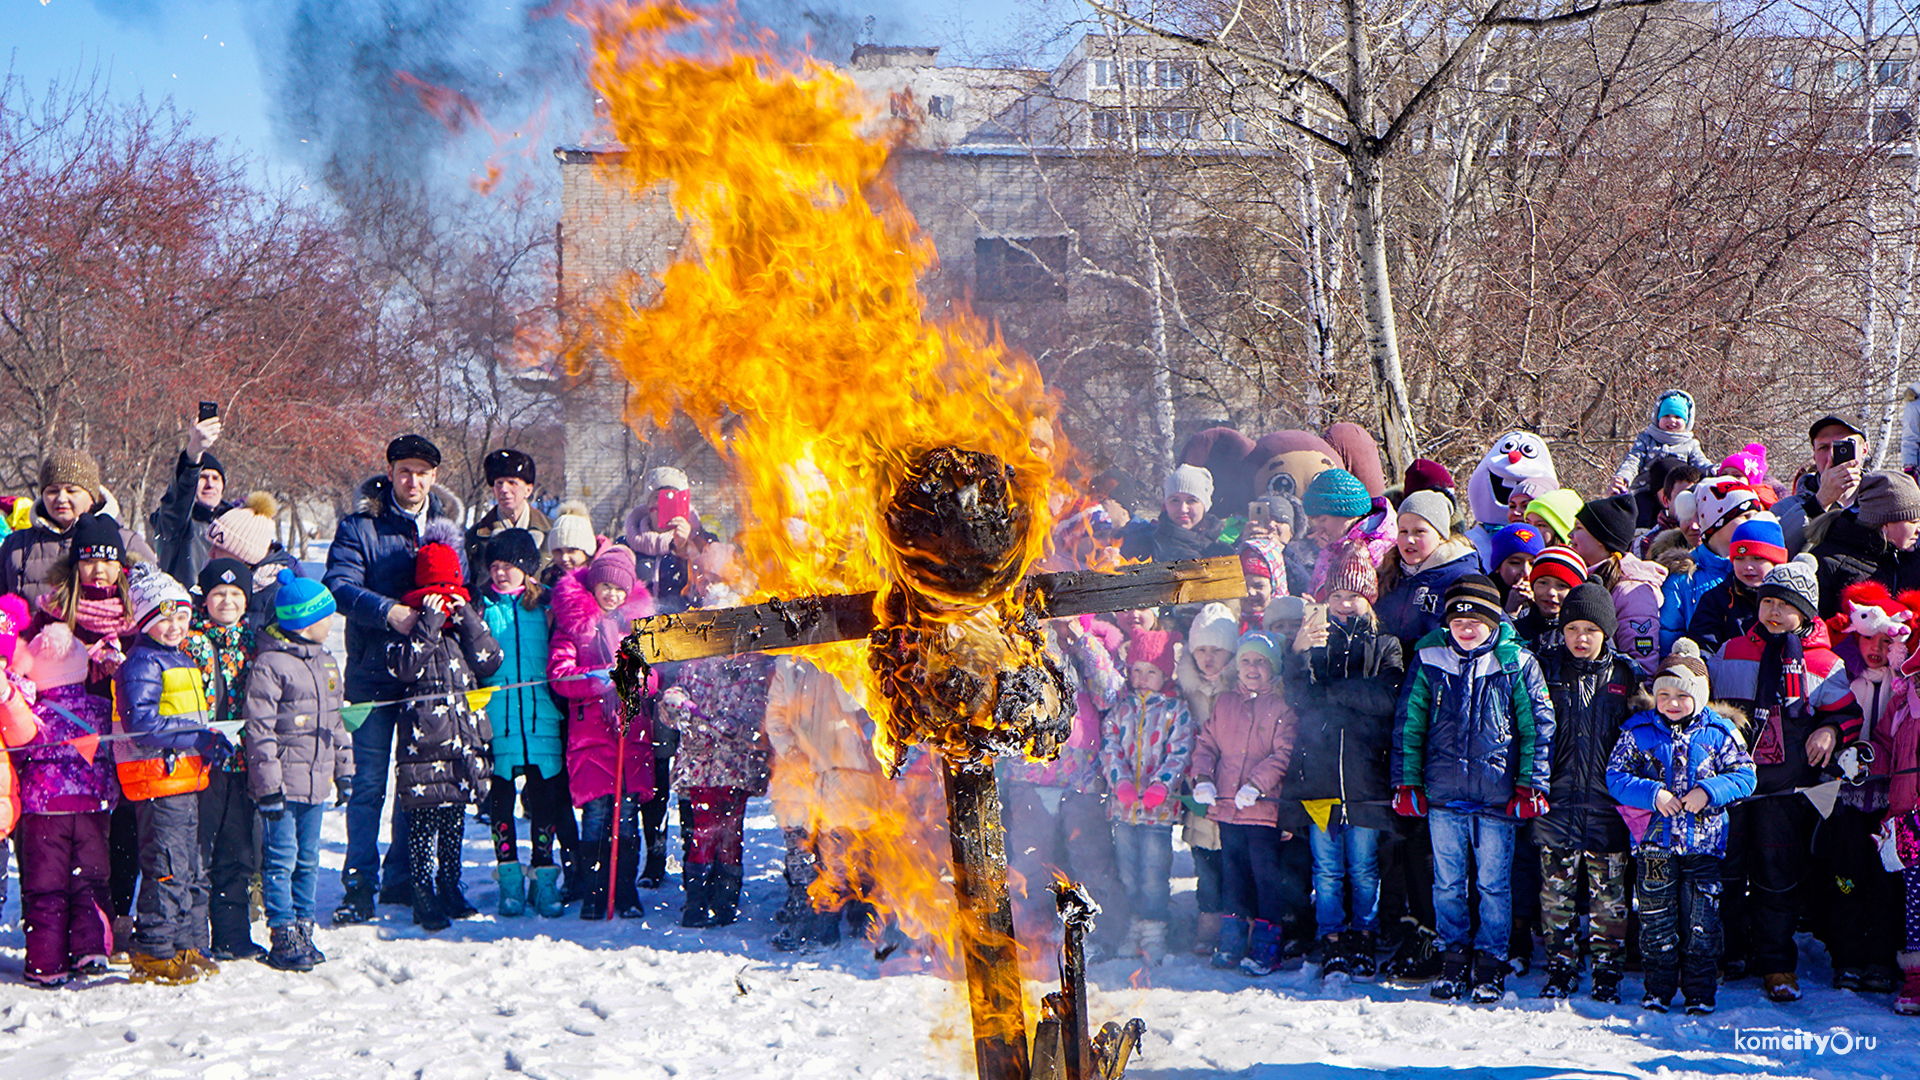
[1538,846,1629,971]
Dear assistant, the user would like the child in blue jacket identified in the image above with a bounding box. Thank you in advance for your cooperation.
[1606,640,1756,1016]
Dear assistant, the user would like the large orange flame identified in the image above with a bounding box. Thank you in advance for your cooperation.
[573,0,1075,1035]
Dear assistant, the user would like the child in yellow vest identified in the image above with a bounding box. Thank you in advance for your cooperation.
[113,564,225,985]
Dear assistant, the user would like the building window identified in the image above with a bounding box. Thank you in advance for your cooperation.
[1130,60,1153,87]
[975,237,1069,302]
[1141,109,1196,140]
[928,95,952,119]
[1878,59,1909,87]
[1156,61,1195,88]
[1092,59,1116,88]
[1832,59,1865,88]
[1768,63,1795,89]
[1224,116,1251,143]
[1092,108,1125,140]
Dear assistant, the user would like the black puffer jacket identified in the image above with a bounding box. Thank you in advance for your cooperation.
[1280,616,1404,832]
[385,603,503,810]
[1684,577,1759,655]
[1119,512,1232,564]
[1534,641,1642,853]
[149,451,240,588]
[324,475,462,700]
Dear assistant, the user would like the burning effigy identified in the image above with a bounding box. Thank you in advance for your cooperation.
[577,4,1237,1075]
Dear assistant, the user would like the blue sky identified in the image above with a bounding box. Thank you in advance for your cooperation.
[7,0,1047,186]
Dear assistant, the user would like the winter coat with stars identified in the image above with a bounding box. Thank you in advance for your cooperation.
[384,603,502,810]
[660,653,774,795]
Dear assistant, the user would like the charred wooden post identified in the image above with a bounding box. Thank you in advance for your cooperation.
[942,755,1030,1080]
[622,555,1249,663]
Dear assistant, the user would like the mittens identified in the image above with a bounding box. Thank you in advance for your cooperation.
[1140,783,1168,810]
[1191,781,1218,806]
[1507,787,1550,820]
[1392,785,1428,818]
[1113,780,1139,806]
[255,793,286,821]
[1234,784,1261,810]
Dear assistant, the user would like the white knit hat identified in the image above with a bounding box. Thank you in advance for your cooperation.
[547,500,596,554]
[127,562,191,631]
[1653,638,1711,709]
[644,466,690,492]
[1162,464,1214,515]
[206,491,279,565]
[1187,602,1240,653]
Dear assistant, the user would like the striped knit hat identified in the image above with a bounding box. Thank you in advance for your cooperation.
[1528,545,1588,590]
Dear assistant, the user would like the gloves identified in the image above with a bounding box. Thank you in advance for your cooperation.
[195,730,232,769]
[1113,780,1138,806]
[255,793,286,821]
[1140,783,1168,810]
[1234,784,1262,810]
[1392,786,1428,818]
[1508,787,1550,820]
[1191,781,1217,806]
[334,777,353,808]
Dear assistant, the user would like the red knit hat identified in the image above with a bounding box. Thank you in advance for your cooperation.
[1126,630,1178,680]
[401,521,470,608]
[1528,545,1587,590]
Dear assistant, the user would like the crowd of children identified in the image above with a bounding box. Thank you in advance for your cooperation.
[4,397,1920,1025]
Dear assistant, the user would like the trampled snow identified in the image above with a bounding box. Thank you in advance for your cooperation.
[2,803,1913,1079]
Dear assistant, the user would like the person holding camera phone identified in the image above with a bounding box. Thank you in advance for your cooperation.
[150,403,242,589]
[621,467,713,617]
[1775,414,1868,554]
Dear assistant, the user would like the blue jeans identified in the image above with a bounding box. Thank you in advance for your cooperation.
[1309,823,1382,936]
[579,793,644,843]
[1112,823,1173,921]
[1429,806,1514,957]
[345,702,411,887]
[262,801,326,927]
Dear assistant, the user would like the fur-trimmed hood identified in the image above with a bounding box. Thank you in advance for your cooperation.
[1647,530,1696,577]
[549,562,654,659]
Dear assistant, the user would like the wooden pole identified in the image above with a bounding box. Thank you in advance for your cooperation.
[941,754,1030,1080]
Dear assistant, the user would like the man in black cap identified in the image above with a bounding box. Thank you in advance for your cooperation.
[1777,414,1869,554]
[465,448,551,589]
[323,433,461,924]
[149,411,242,588]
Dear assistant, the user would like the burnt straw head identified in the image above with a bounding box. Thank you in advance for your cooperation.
[883,447,1032,605]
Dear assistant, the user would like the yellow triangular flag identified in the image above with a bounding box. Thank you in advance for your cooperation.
[466,688,497,712]
[1301,798,1340,833]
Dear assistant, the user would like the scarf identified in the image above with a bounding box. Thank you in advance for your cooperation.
[1642,423,1693,448]
[184,615,253,721]
[42,584,133,642]
[1750,625,1806,767]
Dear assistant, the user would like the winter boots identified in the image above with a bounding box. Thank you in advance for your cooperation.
[530,866,565,918]
[128,952,201,986]
[1240,920,1283,977]
[1763,972,1803,1002]
[1347,931,1379,980]
[1211,915,1251,970]
[1384,918,1443,983]
[1470,950,1506,1003]
[639,846,668,891]
[298,920,326,964]
[496,862,528,917]
[1541,963,1577,999]
[1320,934,1350,977]
[1590,965,1624,1004]
[681,863,714,927]
[439,867,479,921]
[1430,945,1470,1000]
[267,925,314,972]
[333,870,375,926]
[708,866,743,927]
[613,848,647,920]
[413,887,451,933]
[1896,952,1920,1016]
[561,843,588,904]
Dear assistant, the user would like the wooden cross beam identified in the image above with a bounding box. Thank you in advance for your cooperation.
[624,555,1250,663]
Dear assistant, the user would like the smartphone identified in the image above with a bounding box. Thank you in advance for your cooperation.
[656,487,692,525]
[1247,500,1275,528]
[1303,602,1328,634]
[198,401,219,422]
[1831,436,1857,466]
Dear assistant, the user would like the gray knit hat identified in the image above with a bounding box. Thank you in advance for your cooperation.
[1397,489,1455,537]
[1758,553,1821,625]
[1162,464,1215,515]
[1856,470,1920,527]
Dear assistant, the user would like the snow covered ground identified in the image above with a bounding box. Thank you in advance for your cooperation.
[2,802,1914,1080]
